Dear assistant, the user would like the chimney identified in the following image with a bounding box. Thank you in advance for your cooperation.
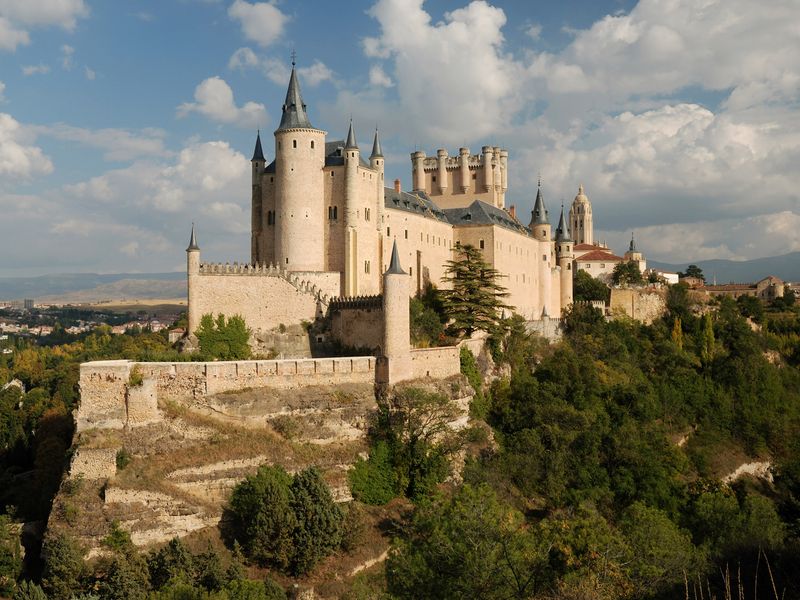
[508,205,516,220]
[394,178,402,192]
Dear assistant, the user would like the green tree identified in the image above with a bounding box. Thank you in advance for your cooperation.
[228,465,296,572]
[700,312,715,367]
[349,441,398,505]
[0,514,21,596]
[196,314,251,360]
[737,294,765,323]
[611,260,645,286]
[386,484,551,599]
[289,467,344,575]
[12,581,48,600]
[438,244,512,337]
[573,269,611,303]
[41,532,86,600]
[147,538,195,589]
[680,264,705,281]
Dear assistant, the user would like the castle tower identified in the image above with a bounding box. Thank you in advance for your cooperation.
[437,148,448,194]
[458,147,470,193]
[343,120,360,296]
[555,205,574,312]
[250,131,265,263]
[381,241,411,384]
[186,224,201,335]
[411,150,426,191]
[370,129,386,273]
[274,60,326,272]
[569,184,593,245]
[529,179,550,241]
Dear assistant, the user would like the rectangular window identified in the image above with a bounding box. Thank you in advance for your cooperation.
[387,227,391,236]
[364,260,370,274]
[543,254,547,261]
[292,140,297,148]
[404,230,408,239]
[479,239,484,249]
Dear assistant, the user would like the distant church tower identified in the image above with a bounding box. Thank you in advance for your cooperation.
[569,185,593,245]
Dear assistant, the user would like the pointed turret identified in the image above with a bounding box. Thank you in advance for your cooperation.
[370,128,383,158]
[186,223,199,251]
[386,240,405,275]
[531,182,549,226]
[251,130,264,161]
[345,119,358,150]
[555,204,571,242]
[629,232,637,252]
[277,62,312,130]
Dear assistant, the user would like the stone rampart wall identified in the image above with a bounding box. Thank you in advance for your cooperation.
[77,357,376,432]
[409,346,461,379]
[610,287,666,324]
[329,303,384,351]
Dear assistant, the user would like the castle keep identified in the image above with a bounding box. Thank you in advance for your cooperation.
[186,61,645,374]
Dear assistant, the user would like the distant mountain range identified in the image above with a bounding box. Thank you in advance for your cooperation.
[1,252,797,302]
[0,272,184,302]
[649,252,800,284]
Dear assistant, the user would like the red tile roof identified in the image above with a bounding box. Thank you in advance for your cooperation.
[574,243,601,251]
[579,249,624,262]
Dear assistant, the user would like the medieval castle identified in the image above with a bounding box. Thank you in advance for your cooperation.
[185,61,645,381]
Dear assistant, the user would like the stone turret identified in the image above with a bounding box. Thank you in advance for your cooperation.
[569,184,593,245]
[344,120,360,296]
[437,148,448,194]
[380,241,411,385]
[555,205,574,312]
[370,129,385,236]
[186,224,200,335]
[274,60,326,272]
[251,130,265,263]
[624,232,646,273]
[411,150,426,191]
[530,180,550,241]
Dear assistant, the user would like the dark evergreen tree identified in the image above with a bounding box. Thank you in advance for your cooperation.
[289,467,343,575]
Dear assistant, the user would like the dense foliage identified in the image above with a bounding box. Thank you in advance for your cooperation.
[611,260,644,286]
[228,465,343,575]
[196,314,251,360]
[572,269,610,303]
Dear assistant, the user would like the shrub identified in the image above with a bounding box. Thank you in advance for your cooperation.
[349,441,398,505]
[0,514,22,596]
[128,365,144,388]
[289,467,343,575]
[41,532,85,600]
[116,448,132,471]
[196,314,251,360]
[460,347,486,419]
[13,581,48,600]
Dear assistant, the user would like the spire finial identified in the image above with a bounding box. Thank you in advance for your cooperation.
[290,49,296,67]
[371,126,383,158]
[386,240,405,275]
[538,172,542,188]
[187,222,199,251]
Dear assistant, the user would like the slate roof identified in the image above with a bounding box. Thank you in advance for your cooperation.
[277,65,313,131]
[442,199,530,234]
[252,131,264,161]
[384,188,449,223]
[324,140,370,168]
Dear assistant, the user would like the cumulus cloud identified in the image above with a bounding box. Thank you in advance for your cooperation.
[84,65,95,80]
[0,81,4,101]
[369,65,393,88]
[60,43,74,69]
[0,113,53,178]
[229,48,334,87]
[228,0,288,47]
[0,0,87,51]
[177,76,267,128]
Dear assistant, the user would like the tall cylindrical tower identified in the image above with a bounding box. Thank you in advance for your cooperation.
[555,205,574,313]
[274,63,326,271]
[186,224,201,335]
[437,148,448,194]
[343,120,360,296]
[250,131,266,264]
[568,184,593,246]
[459,147,470,193]
[481,146,494,192]
[411,151,426,191]
[382,241,411,384]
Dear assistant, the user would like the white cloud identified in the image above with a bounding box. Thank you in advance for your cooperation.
[177,76,267,128]
[0,81,4,101]
[0,16,28,51]
[84,65,95,80]
[35,123,170,162]
[60,43,74,70]
[0,0,88,29]
[228,0,288,47]
[369,65,393,88]
[0,1,87,52]
[229,48,334,87]
[525,23,541,40]
[0,112,53,178]
[22,63,49,75]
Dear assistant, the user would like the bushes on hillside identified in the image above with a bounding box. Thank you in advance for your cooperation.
[196,314,251,360]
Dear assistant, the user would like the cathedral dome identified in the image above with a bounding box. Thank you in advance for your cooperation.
[574,184,590,205]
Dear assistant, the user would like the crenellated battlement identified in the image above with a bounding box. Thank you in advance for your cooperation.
[421,155,484,170]
[328,295,383,311]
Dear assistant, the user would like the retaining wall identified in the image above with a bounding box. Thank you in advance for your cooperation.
[409,346,461,379]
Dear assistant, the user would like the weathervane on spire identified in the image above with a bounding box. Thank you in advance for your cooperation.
[290,49,297,66]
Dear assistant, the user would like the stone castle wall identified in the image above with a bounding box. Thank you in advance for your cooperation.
[409,346,461,379]
[76,357,376,433]
[328,296,384,351]
[610,287,667,324]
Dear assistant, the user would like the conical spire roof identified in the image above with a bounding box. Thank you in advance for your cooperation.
[277,62,312,130]
[629,232,637,252]
[386,240,405,275]
[556,204,572,242]
[186,223,199,251]
[345,119,358,150]
[252,130,264,161]
[370,128,383,158]
[531,181,549,225]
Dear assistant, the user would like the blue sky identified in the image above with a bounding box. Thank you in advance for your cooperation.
[0,0,798,276]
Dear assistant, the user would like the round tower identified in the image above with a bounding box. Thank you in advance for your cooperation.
[250,130,266,264]
[437,148,448,194]
[274,61,326,272]
[370,128,385,234]
[411,150,426,191]
[568,184,593,245]
[458,147,470,193]
[186,224,201,335]
[481,146,494,193]
[382,241,411,384]
[343,120,360,296]
[555,205,574,312]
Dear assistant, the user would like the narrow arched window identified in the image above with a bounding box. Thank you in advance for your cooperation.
[293,139,297,148]
[310,140,314,149]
